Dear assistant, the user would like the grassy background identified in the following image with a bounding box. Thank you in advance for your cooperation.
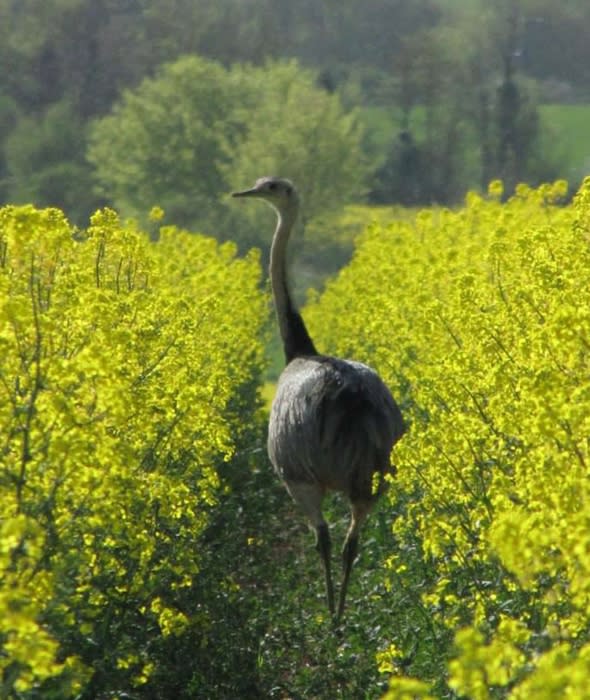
[539,104,590,182]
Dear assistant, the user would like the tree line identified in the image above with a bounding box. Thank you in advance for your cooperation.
[1,0,589,237]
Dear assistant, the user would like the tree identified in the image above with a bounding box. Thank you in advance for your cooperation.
[371,26,476,205]
[88,56,370,248]
[222,60,369,248]
[88,56,240,233]
[460,0,548,191]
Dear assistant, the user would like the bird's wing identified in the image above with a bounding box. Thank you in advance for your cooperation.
[314,357,405,452]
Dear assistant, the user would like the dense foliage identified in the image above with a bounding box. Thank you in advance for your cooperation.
[305,179,590,697]
[0,205,267,697]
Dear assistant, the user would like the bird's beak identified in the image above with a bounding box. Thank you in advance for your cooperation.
[231,187,257,198]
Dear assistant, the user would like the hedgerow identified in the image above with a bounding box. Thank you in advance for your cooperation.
[0,206,266,697]
[305,179,590,698]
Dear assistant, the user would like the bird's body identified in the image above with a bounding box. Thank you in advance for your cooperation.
[269,355,403,494]
[233,176,405,619]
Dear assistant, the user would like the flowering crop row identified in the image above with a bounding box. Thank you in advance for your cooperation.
[0,206,266,696]
[306,180,590,698]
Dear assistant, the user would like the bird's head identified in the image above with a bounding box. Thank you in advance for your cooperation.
[232,176,298,216]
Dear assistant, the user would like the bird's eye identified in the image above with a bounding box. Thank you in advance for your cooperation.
[268,182,277,191]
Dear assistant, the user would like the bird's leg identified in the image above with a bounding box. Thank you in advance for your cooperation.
[284,481,334,616]
[315,522,334,616]
[336,501,371,621]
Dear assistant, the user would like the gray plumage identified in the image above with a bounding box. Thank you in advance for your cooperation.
[233,176,405,620]
[269,356,402,494]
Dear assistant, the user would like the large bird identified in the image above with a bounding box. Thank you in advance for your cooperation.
[233,176,405,619]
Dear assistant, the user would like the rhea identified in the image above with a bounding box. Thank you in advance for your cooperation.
[233,176,405,620]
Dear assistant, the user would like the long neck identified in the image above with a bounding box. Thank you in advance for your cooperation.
[270,202,318,364]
